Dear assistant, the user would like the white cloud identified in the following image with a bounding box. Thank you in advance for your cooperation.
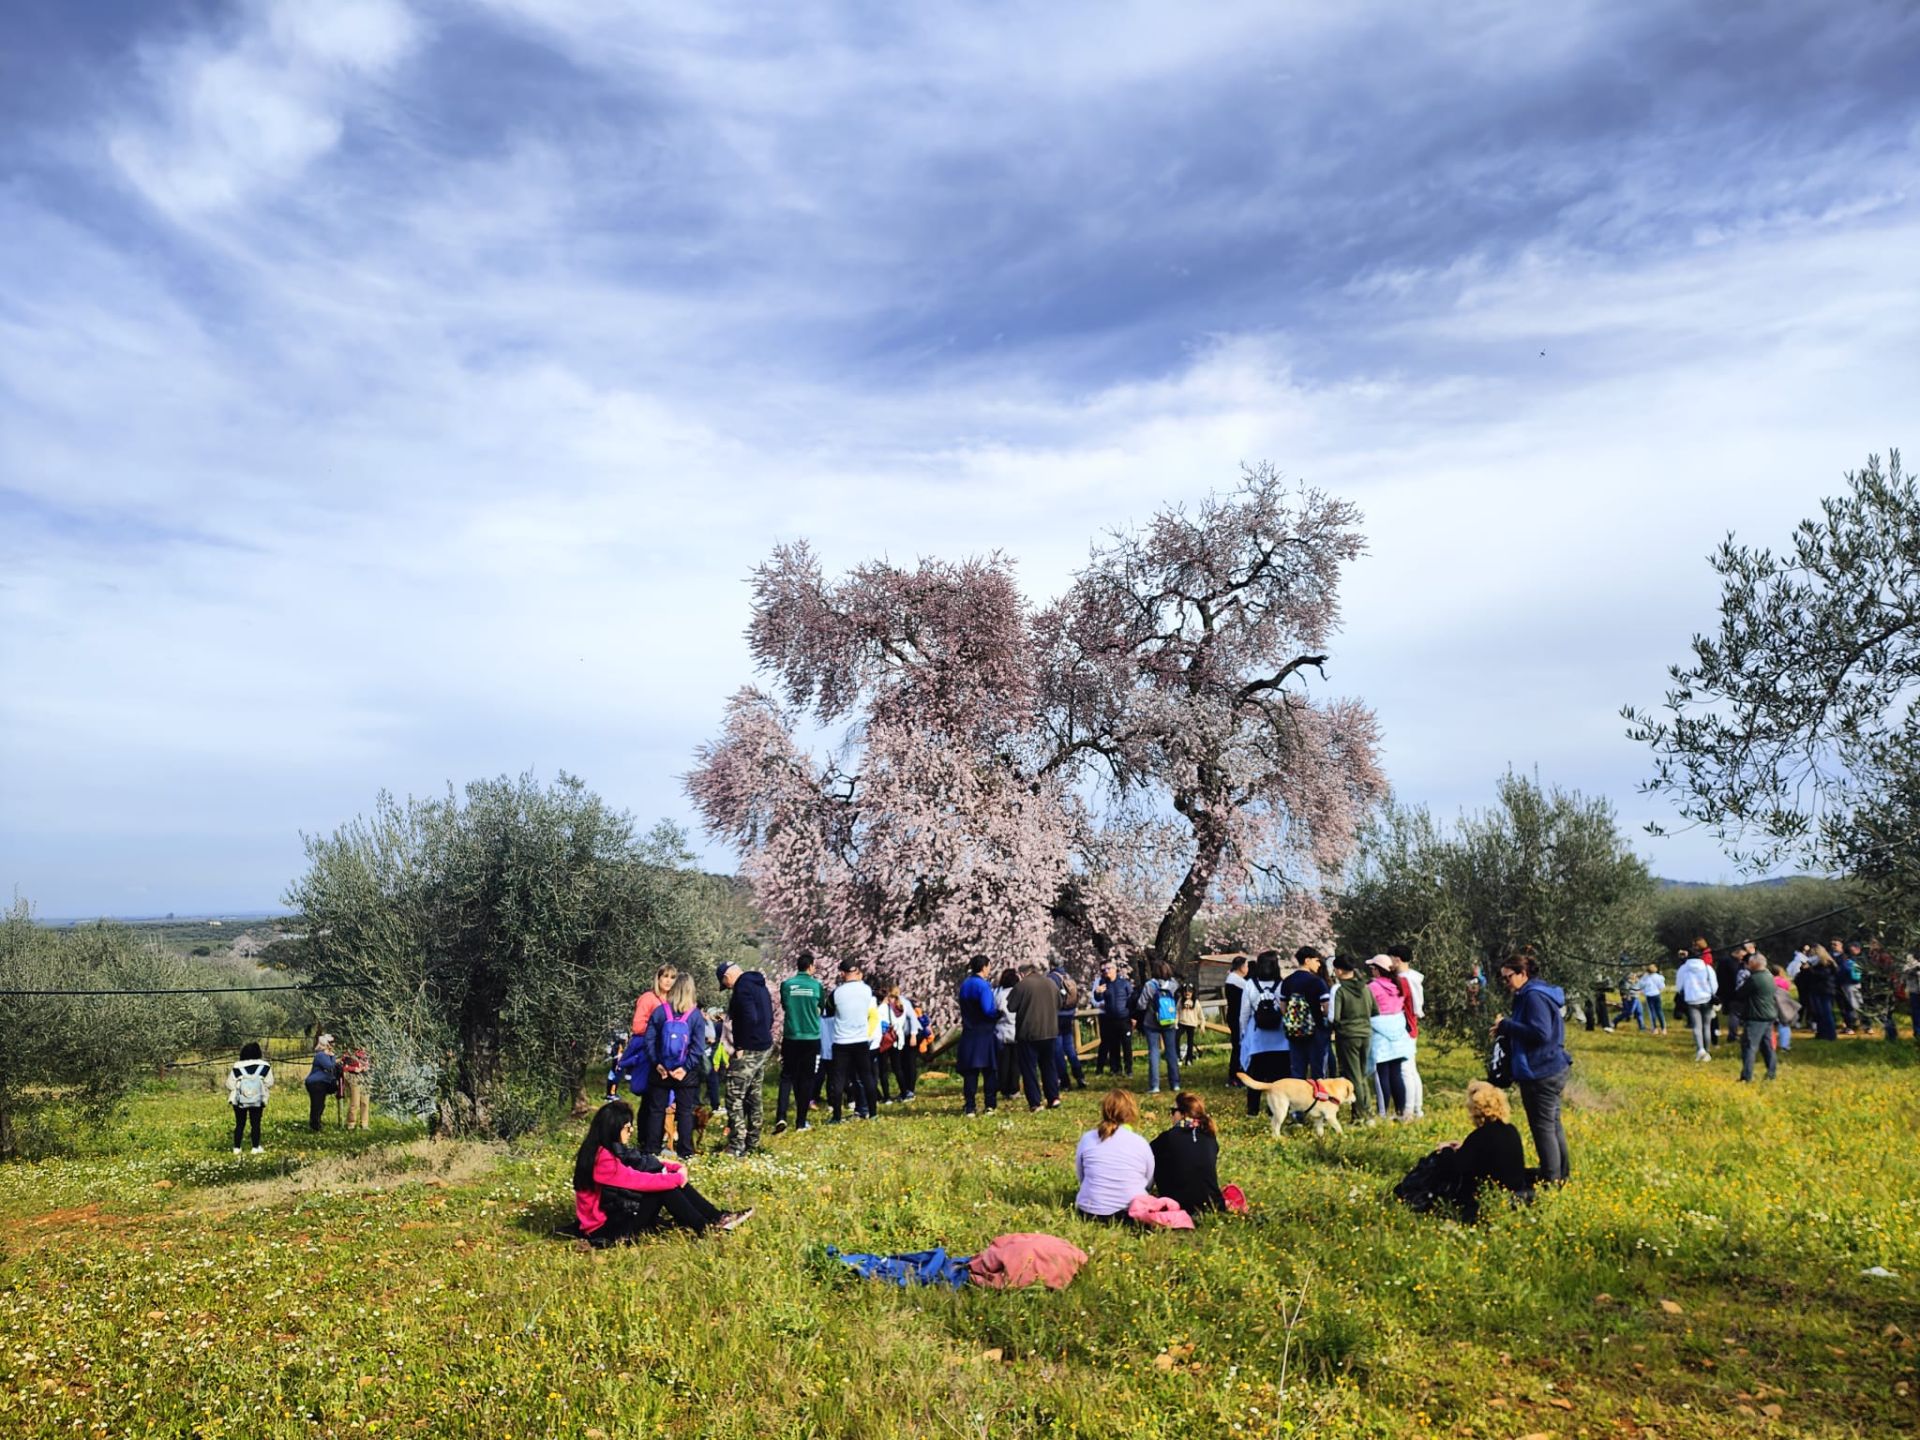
[4,1,1917,911]
[107,0,418,218]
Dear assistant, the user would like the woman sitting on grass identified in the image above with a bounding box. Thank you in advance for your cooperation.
[572,1100,750,1245]
[1149,1091,1225,1218]
[1074,1089,1154,1222]
[1394,1080,1532,1222]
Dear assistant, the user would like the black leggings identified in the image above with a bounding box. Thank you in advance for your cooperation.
[591,1184,724,1243]
[1244,1051,1288,1115]
[306,1082,331,1131]
[232,1105,262,1148]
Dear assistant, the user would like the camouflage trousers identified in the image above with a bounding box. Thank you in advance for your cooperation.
[725,1047,770,1155]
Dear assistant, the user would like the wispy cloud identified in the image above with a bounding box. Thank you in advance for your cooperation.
[2,0,1917,912]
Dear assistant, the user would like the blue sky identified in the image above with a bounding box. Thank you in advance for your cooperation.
[3,0,1918,916]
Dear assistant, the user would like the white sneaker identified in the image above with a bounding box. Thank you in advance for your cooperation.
[252,1146,264,1154]
[233,1147,242,1155]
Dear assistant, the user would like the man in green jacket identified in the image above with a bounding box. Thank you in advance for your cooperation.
[1327,956,1380,1119]
[774,952,825,1132]
[1735,952,1780,1082]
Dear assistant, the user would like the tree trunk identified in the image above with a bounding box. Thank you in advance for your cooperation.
[0,1102,15,1161]
[444,1008,505,1138]
[1153,800,1228,972]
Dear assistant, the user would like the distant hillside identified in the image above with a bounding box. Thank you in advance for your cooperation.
[1655,875,1821,891]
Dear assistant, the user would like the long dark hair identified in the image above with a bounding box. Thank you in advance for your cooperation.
[1252,950,1282,984]
[573,1100,633,1192]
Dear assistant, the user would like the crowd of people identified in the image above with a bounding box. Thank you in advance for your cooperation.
[1588,935,1920,1079]
[232,926,1920,1242]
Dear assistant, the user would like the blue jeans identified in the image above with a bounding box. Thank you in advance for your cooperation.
[1054,1028,1084,1088]
[1810,993,1837,1040]
[1645,996,1665,1030]
[1775,1021,1791,1050]
[1144,1027,1180,1091]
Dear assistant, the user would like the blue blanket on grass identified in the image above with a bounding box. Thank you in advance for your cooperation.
[824,1245,973,1288]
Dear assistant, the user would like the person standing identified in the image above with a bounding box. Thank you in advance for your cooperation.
[1007,963,1063,1111]
[1387,945,1426,1117]
[1712,940,1741,1048]
[1327,957,1379,1120]
[1049,960,1087,1093]
[1839,943,1866,1033]
[1281,950,1330,1081]
[992,967,1021,1099]
[1770,962,1795,1052]
[1492,953,1572,1185]
[1899,952,1920,1042]
[1676,947,1716,1060]
[774,952,824,1134]
[1801,946,1839,1040]
[957,955,1000,1116]
[631,965,679,1037]
[340,1046,371,1130]
[1223,954,1250,1087]
[1366,957,1415,1121]
[1091,959,1134,1076]
[1639,964,1667,1035]
[718,961,773,1156]
[303,1035,341,1133]
[874,984,921,1103]
[827,960,879,1123]
[1735,952,1781,1082]
[1237,951,1290,1118]
[1138,960,1182,1094]
[227,1041,273,1153]
[633,973,707,1160]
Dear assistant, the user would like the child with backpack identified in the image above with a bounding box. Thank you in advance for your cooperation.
[227,1041,273,1153]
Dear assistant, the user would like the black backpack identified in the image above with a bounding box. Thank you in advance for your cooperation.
[1486,1034,1514,1089]
[1250,981,1285,1032]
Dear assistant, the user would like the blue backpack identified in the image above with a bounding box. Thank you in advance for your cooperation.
[657,1004,694,1069]
[1154,982,1178,1028]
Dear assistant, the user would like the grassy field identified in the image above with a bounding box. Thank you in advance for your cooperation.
[2,1030,1916,1439]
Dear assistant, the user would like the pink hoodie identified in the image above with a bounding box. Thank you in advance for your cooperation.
[575,1148,684,1235]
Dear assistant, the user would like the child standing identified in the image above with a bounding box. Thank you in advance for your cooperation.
[342,1047,371,1129]
[227,1041,273,1153]
[1176,985,1202,1065]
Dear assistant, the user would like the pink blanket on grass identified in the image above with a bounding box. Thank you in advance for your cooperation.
[1127,1194,1194,1229]
[967,1232,1089,1289]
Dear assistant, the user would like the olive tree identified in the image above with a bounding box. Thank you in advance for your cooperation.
[1625,450,1920,926]
[1335,773,1655,1032]
[0,905,217,1157]
[288,772,703,1138]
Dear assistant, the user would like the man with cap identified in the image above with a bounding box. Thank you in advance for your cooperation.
[718,959,774,1156]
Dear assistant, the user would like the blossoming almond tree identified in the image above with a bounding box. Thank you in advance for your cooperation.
[688,465,1385,1017]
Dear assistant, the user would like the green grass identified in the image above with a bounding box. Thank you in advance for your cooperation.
[2,1032,1917,1439]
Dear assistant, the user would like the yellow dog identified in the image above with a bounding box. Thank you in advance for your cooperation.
[1235,1074,1355,1137]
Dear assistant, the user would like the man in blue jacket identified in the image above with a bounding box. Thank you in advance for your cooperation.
[1090,960,1134,1076]
[1492,954,1573,1184]
[719,962,774,1157]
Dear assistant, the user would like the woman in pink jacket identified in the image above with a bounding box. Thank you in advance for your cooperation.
[572,1101,751,1245]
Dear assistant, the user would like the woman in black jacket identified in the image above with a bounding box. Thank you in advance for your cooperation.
[1395,1081,1532,1222]
[1149,1091,1226,1218]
